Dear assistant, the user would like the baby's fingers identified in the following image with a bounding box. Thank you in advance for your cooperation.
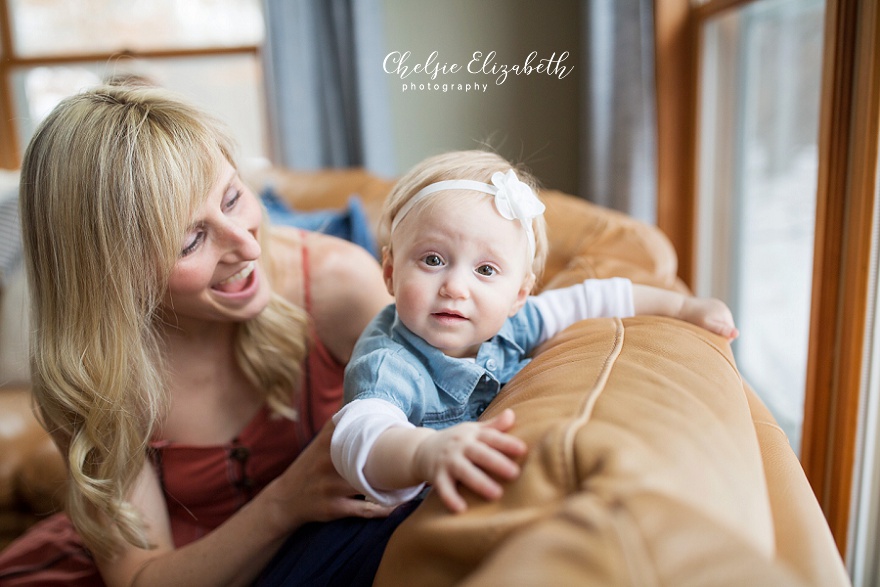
[705,315,739,341]
[451,458,505,503]
[477,425,527,459]
[721,325,740,341]
[480,408,516,432]
[433,470,468,513]
[467,441,522,481]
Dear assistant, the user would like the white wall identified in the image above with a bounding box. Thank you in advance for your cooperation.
[381,0,581,195]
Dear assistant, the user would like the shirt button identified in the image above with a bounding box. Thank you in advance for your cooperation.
[486,359,497,371]
[230,446,250,461]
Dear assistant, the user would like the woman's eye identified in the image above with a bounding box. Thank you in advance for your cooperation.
[424,254,443,267]
[476,265,497,276]
[181,232,205,257]
[224,189,242,210]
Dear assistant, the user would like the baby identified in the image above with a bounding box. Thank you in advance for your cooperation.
[331,150,738,512]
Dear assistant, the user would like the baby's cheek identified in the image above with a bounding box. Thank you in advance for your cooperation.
[395,281,425,314]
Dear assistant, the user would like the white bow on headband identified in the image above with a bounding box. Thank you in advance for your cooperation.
[390,170,545,257]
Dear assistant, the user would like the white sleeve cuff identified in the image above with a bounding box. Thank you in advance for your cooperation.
[331,399,426,507]
[532,277,634,344]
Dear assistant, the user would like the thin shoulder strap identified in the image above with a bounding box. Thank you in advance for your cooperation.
[300,229,312,313]
[298,229,316,439]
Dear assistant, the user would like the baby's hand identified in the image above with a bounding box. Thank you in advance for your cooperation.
[679,297,739,341]
[413,409,527,513]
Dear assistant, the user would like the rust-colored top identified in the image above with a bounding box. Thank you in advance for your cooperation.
[0,235,346,583]
[149,233,345,546]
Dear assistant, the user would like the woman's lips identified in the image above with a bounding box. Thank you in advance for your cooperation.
[213,261,256,294]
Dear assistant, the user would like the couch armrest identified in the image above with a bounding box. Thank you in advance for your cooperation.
[744,383,850,586]
[539,189,688,293]
[0,387,66,549]
[373,317,849,586]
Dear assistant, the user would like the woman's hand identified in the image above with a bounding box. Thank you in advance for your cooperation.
[412,409,528,513]
[264,423,393,533]
[97,425,389,587]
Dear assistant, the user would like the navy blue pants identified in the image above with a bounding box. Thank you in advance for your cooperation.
[254,499,421,587]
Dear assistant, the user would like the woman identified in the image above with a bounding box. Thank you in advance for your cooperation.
[0,85,395,585]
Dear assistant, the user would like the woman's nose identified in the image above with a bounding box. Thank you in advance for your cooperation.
[219,220,261,262]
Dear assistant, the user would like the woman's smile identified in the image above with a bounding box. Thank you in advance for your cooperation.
[213,260,257,294]
[164,161,272,324]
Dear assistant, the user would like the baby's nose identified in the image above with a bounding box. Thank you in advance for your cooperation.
[440,271,469,299]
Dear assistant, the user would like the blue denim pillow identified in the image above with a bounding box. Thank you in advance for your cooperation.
[261,187,378,259]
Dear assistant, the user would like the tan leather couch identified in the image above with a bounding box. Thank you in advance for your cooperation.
[0,167,850,585]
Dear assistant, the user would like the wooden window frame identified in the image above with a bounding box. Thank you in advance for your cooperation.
[802,0,880,558]
[655,0,880,558]
[0,0,261,170]
[0,0,17,169]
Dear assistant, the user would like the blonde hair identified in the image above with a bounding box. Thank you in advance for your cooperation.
[19,85,308,557]
[378,150,548,279]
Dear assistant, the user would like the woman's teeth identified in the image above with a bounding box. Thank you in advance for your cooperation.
[214,261,255,292]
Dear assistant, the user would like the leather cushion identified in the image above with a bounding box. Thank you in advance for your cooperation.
[374,317,775,586]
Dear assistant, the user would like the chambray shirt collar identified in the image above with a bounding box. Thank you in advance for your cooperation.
[388,312,524,402]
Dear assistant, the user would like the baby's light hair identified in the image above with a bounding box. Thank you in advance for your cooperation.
[379,150,548,280]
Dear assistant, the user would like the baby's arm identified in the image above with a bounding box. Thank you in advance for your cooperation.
[632,284,739,341]
[331,401,527,511]
[331,399,425,506]
[366,409,527,513]
[531,279,737,343]
[531,277,634,344]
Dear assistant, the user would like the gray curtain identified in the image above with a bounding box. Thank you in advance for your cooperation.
[581,0,657,224]
[262,0,395,176]
[0,192,20,289]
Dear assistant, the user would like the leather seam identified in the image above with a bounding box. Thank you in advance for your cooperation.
[753,419,787,437]
[561,317,625,491]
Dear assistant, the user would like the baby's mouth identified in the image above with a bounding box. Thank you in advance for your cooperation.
[432,311,467,320]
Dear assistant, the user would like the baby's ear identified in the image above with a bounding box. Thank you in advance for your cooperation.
[509,272,536,316]
[381,246,394,295]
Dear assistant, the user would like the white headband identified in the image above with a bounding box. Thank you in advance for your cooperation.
[390,170,546,257]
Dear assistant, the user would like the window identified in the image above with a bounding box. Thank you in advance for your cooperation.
[656,0,880,569]
[0,0,267,169]
[853,145,880,585]
[694,0,825,454]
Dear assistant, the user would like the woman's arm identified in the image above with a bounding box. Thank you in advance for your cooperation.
[97,425,387,587]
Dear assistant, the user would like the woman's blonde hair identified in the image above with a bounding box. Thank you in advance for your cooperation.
[378,150,548,279]
[19,85,308,557]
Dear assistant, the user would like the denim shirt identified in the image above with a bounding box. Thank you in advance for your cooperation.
[343,301,545,429]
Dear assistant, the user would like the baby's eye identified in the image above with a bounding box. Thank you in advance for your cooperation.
[423,254,444,267]
[476,265,497,276]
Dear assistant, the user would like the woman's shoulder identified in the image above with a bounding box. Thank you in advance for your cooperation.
[268,226,381,286]
[265,226,305,303]
[267,227,391,362]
